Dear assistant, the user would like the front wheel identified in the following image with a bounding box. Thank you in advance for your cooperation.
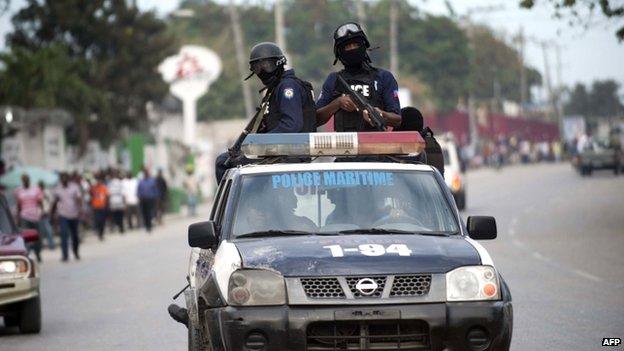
[18,295,41,333]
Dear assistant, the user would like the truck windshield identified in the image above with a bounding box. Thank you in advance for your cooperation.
[231,170,458,238]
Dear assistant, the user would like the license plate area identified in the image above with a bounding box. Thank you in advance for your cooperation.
[334,308,401,320]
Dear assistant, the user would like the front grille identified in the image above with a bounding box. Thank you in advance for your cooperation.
[346,276,386,298]
[390,275,432,297]
[301,277,345,299]
[306,320,430,350]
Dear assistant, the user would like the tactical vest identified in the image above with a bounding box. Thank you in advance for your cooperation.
[264,76,317,133]
[332,68,383,132]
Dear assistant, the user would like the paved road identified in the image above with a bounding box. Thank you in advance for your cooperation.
[463,163,624,351]
[1,163,623,350]
[0,214,193,350]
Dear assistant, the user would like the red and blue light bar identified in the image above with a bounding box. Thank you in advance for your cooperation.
[241,132,425,157]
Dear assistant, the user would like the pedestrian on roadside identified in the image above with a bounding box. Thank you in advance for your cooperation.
[90,173,108,241]
[122,171,141,229]
[37,181,56,250]
[155,169,168,225]
[137,168,159,233]
[183,167,199,217]
[14,174,44,262]
[107,171,125,234]
[50,173,82,261]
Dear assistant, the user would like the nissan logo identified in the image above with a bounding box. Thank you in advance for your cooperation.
[355,278,378,296]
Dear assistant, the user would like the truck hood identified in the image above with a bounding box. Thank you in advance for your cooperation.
[234,234,481,277]
[0,233,28,256]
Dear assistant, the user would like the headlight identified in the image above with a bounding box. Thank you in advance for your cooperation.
[228,269,285,306]
[0,259,30,279]
[446,266,500,301]
[451,173,462,192]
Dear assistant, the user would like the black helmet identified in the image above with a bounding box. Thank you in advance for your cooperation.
[333,22,370,59]
[249,42,286,64]
[247,42,287,86]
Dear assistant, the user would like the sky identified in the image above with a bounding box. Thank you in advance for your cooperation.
[1,0,623,91]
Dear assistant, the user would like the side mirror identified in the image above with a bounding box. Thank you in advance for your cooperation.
[21,229,40,243]
[467,216,497,240]
[188,221,217,249]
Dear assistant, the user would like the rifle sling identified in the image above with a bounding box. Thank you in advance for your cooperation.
[250,89,273,133]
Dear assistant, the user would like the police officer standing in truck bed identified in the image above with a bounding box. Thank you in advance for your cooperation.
[316,22,402,131]
[215,42,316,182]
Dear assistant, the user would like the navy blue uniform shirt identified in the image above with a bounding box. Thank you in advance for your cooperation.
[315,68,401,114]
[268,69,305,133]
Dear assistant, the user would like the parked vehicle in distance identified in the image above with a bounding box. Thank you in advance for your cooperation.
[0,194,42,334]
[574,139,622,176]
[439,136,467,210]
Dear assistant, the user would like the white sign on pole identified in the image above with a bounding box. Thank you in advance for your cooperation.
[159,46,222,146]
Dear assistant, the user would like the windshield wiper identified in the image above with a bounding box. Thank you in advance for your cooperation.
[236,230,316,239]
[337,228,453,236]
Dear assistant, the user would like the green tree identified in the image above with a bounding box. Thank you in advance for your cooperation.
[564,83,590,116]
[6,0,175,141]
[0,45,97,111]
[520,0,624,41]
[588,80,624,117]
[470,25,542,104]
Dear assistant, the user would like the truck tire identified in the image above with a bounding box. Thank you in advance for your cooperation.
[4,316,18,327]
[189,324,211,351]
[18,295,41,333]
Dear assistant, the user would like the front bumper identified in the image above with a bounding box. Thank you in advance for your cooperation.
[0,277,40,310]
[204,301,512,351]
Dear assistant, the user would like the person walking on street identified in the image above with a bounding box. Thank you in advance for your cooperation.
[90,173,108,241]
[50,173,82,261]
[155,169,168,225]
[137,168,159,233]
[122,172,141,229]
[183,167,199,217]
[14,174,44,262]
[108,171,125,234]
[37,181,56,250]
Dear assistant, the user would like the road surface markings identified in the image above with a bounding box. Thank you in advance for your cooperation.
[507,211,606,285]
[532,251,551,262]
[573,269,603,282]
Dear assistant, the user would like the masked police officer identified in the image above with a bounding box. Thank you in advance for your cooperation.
[215,42,316,182]
[247,42,316,133]
[316,22,401,131]
[396,106,445,176]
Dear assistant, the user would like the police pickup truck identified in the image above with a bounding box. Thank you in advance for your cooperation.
[173,132,513,351]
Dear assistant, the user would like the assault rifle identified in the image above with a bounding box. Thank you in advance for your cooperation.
[335,74,386,131]
[225,88,274,165]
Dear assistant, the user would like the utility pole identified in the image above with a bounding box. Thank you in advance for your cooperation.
[389,0,399,78]
[356,0,367,29]
[541,41,558,123]
[554,43,564,138]
[460,5,504,153]
[517,26,527,117]
[228,0,254,117]
[274,0,288,60]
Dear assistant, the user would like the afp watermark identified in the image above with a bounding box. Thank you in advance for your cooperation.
[602,338,621,347]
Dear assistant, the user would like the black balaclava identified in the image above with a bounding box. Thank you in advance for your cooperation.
[338,38,368,70]
[398,107,424,132]
[254,58,285,87]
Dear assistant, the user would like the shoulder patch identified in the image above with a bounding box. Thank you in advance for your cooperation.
[283,87,294,99]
